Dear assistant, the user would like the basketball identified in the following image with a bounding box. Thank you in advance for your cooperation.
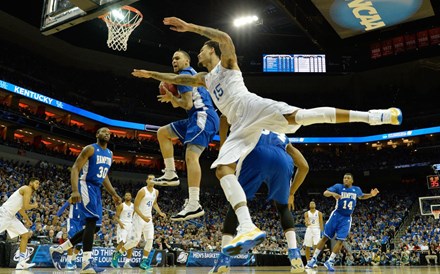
[159,82,179,96]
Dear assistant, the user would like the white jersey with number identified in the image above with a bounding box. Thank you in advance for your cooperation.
[307,210,320,229]
[205,62,300,168]
[138,187,156,218]
[120,202,134,225]
[1,187,24,215]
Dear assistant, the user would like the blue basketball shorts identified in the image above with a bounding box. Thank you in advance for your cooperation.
[170,109,219,147]
[78,181,102,227]
[237,145,293,204]
[324,210,352,241]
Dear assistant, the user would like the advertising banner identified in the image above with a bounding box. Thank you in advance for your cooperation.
[186,251,254,267]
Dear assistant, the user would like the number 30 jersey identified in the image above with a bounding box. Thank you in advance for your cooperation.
[327,183,363,216]
[79,143,113,186]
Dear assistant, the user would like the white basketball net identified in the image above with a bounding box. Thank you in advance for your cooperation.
[101,6,142,51]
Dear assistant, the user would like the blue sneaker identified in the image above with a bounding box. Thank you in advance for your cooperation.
[49,245,64,270]
[288,248,304,273]
[80,258,105,273]
[65,261,77,270]
[209,253,231,273]
[324,259,335,272]
[140,258,152,271]
[111,251,121,268]
[222,226,266,256]
[305,257,317,269]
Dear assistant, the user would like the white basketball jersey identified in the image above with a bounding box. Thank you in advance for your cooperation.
[205,62,258,124]
[137,187,156,218]
[1,187,24,215]
[120,202,134,224]
[307,210,320,229]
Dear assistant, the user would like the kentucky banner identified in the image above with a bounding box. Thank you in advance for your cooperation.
[186,251,255,267]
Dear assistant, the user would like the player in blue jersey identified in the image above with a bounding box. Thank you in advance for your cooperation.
[210,129,309,273]
[152,50,219,222]
[56,198,82,270]
[50,127,121,273]
[306,173,379,271]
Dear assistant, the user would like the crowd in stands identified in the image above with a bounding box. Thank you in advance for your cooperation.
[2,157,437,267]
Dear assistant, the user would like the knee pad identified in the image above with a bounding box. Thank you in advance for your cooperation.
[275,202,295,231]
[220,175,246,208]
[143,239,154,252]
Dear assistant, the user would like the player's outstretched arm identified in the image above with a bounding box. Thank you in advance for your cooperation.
[132,70,207,88]
[324,190,341,199]
[287,144,309,196]
[163,17,238,69]
[359,188,380,200]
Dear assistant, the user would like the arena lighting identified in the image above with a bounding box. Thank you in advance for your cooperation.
[111,9,125,20]
[109,129,127,135]
[233,15,259,27]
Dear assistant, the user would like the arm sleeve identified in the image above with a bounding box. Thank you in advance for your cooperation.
[57,201,70,217]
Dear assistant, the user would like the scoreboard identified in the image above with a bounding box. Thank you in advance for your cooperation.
[263,54,326,73]
[427,175,440,190]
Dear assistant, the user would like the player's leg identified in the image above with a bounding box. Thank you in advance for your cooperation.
[154,123,184,186]
[324,217,352,271]
[306,214,337,269]
[285,107,402,126]
[210,206,236,273]
[5,216,36,270]
[16,230,36,270]
[139,224,154,271]
[274,202,304,273]
[217,163,266,256]
[112,219,142,268]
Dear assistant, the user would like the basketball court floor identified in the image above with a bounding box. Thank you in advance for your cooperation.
[0,266,439,274]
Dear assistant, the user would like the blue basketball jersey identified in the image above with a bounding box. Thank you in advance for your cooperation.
[327,183,363,216]
[257,130,289,150]
[178,67,216,116]
[79,143,113,186]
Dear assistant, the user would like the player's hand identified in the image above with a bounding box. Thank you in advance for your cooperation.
[370,188,379,197]
[143,217,151,223]
[30,203,39,209]
[132,69,152,79]
[157,83,174,103]
[113,194,122,205]
[333,193,341,200]
[288,195,295,211]
[159,212,166,218]
[70,191,81,204]
[119,223,125,229]
[163,17,191,32]
[25,219,33,227]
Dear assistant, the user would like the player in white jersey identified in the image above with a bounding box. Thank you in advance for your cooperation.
[112,192,134,268]
[0,177,40,270]
[111,175,166,271]
[304,201,323,262]
[132,17,402,255]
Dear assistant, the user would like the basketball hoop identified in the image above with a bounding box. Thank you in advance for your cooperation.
[100,6,143,51]
[433,210,440,219]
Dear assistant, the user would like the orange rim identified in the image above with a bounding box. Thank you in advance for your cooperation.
[100,6,143,27]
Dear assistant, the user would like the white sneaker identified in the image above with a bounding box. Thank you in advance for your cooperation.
[171,201,205,221]
[16,260,36,270]
[153,169,180,186]
[222,225,266,256]
[368,107,402,125]
[123,262,133,268]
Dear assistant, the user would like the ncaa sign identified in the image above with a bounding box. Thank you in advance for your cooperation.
[311,0,434,38]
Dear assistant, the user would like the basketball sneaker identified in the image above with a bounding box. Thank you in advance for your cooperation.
[171,200,205,221]
[368,107,402,125]
[288,248,304,273]
[15,259,36,270]
[123,261,133,268]
[111,251,122,268]
[222,226,266,256]
[324,259,335,272]
[81,258,105,273]
[65,261,77,270]
[153,169,180,186]
[140,258,153,271]
[305,257,318,269]
[209,253,231,273]
[49,245,64,270]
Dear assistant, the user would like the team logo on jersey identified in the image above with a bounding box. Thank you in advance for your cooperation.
[330,0,423,32]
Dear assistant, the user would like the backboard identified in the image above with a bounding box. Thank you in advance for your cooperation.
[41,0,140,35]
[419,196,440,219]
